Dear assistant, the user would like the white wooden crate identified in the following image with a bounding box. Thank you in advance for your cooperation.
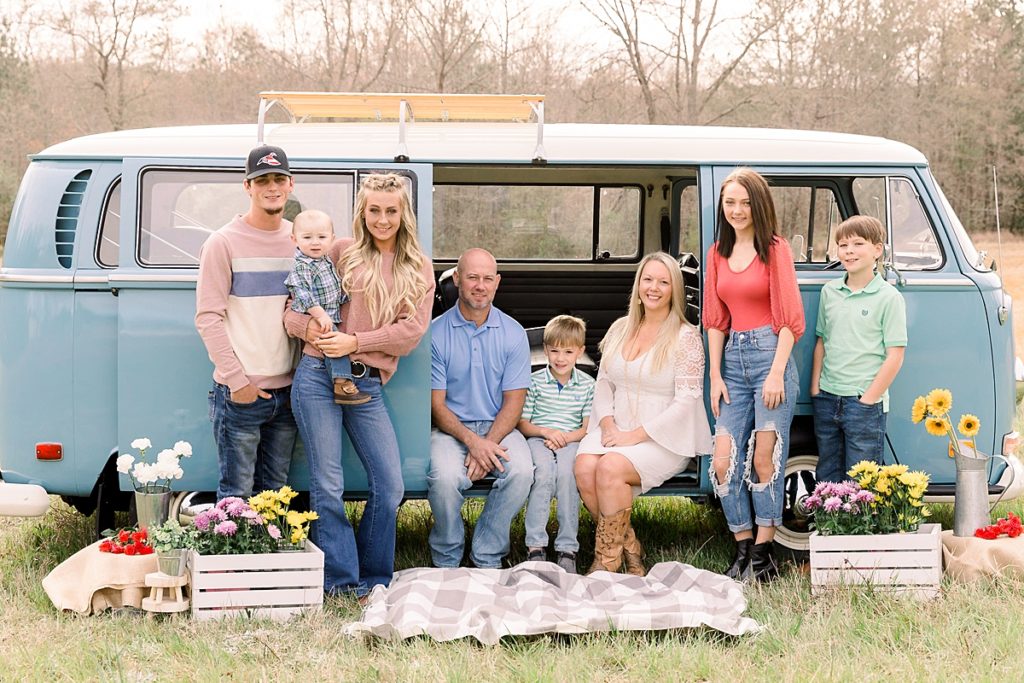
[809,523,942,599]
[188,541,324,621]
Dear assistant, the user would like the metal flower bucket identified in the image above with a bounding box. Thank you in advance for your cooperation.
[135,486,172,531]
[157,548,188,576]
[954,445,1015,537]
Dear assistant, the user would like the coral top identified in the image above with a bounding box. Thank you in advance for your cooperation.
[703,236,805,340]
[283,238,435,385]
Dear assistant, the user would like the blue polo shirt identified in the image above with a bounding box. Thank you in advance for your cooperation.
[431,304,531,423]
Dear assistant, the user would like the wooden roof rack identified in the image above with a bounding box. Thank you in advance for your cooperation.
[257,91,546,163]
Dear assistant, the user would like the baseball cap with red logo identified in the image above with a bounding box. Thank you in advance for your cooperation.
[245,144,292,180]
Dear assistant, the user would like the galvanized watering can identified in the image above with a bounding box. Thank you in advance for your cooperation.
[954,446,1015,537]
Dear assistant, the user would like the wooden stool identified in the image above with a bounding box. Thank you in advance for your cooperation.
[141,571,189,614]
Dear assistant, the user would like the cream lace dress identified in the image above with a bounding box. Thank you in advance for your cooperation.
[578,324,713,493]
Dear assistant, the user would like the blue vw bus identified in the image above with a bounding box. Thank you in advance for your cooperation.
[0,92,1018,555]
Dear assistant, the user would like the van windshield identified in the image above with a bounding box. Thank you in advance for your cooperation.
[934,180,991,272]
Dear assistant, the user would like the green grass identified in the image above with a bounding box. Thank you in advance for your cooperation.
[3,492,1024,682]
[2,402,1021,681]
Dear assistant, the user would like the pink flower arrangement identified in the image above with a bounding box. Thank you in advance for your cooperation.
[802,481,877,536]
[191,496,276,555]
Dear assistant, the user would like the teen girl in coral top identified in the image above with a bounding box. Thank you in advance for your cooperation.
[703,168,804,583]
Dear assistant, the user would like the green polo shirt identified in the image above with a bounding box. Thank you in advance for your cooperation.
[522,366,596,432]
[816,273,907,412]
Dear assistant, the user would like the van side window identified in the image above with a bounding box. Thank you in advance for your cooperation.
[851,177,943,270]
[432,184,642,260]
[138,170,356,267]
[769,184,841,264]
[96,180,121,268]
[889,177,942,270]
[678,183,699,257]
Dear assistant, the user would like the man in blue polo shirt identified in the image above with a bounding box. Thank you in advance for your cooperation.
[428,247,534,569]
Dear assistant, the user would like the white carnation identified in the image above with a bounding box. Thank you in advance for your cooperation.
[172,440,193,457]
[130,437,152,451]
[115,454,135,474]
[156,449,179,466]
[133,462,157,485]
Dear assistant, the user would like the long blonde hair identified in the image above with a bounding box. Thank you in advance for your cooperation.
[599,252,689,372]
[341,173,430,327]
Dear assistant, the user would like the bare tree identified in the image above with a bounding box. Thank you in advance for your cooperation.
[582,0,659,123]
[653,0,796,124]
[44,0,179,130]
[283,0,403,92]
[409,0,488,92]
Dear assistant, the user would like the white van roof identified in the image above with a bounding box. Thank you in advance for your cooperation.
[34,122,927,166]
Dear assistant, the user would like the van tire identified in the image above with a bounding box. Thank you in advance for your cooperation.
[774,454,819,563]
[94,456,131,538]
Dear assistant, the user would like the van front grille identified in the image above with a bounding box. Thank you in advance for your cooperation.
[55,170,92,269]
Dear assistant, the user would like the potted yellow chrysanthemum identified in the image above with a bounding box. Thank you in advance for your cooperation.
[911,388,1013,536]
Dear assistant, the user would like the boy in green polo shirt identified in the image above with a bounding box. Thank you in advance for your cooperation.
[810,215,907,483]
[518,315,595,573]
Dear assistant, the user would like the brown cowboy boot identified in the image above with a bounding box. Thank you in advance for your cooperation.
[586,508,631,574]
[622,524,646,576]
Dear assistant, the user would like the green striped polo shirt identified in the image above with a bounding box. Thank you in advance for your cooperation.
[522,366,596,432]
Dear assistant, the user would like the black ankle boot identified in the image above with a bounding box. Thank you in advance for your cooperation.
[725,538,753,580]
[746,541,779,583]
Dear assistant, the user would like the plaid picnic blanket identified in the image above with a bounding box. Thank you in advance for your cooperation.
[345,561,761,644]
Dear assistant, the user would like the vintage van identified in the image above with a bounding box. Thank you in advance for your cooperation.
[0,92,1019,555]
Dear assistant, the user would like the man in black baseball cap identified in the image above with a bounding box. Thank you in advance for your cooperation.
[195,142,299,501]
[246,144,292,180]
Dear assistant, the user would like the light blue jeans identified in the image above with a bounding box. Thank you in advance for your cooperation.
[524,438,580,553]
[427,423,533,568]
[712,325,799,532]
[290,354,404,596]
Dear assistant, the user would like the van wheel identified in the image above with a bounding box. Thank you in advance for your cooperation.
[774,454,819,563]
[171,491,217,524]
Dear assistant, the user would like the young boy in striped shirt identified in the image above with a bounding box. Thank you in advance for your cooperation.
[518,315,596,573]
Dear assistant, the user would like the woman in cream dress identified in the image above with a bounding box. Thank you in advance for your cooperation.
[575,252,713,575]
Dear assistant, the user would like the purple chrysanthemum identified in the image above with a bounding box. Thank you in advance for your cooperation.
[823,496,842,513]
[193,511,211,531]
[216,496,244,511]
[214,520,238,536]
[226,500,248,517]
[267,524,281,540]
[855,490,875,504]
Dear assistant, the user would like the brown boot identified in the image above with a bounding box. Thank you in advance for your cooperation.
[622,524,646,576]
[333,378,371,405]
[586,508,631,575]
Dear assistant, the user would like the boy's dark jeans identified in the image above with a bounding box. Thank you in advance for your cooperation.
[812,390,887,483]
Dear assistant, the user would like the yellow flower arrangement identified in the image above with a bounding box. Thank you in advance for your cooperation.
[249,486,320,550]
[847,460,930,533]
[911,387,981,458]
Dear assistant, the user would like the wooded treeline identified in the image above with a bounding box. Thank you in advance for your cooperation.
[1,0,1023,244]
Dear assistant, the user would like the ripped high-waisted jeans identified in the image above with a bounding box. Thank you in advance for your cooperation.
[711,325,799,533]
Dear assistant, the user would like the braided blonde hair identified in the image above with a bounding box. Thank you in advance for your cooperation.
[341,173,430,327]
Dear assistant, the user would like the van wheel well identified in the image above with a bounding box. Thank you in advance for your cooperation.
[80,454,133,538]
[775,453,819,563]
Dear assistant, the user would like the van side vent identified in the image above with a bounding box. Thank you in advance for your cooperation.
[55,170,91,269]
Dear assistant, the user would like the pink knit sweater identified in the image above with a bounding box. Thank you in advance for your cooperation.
[702,236,806,340]
[283,238,435,384]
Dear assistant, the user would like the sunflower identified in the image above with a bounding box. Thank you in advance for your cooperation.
[925,416,948,438]
[925,388,952,416]
[958,413,980,438]
[911,396,927,424]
